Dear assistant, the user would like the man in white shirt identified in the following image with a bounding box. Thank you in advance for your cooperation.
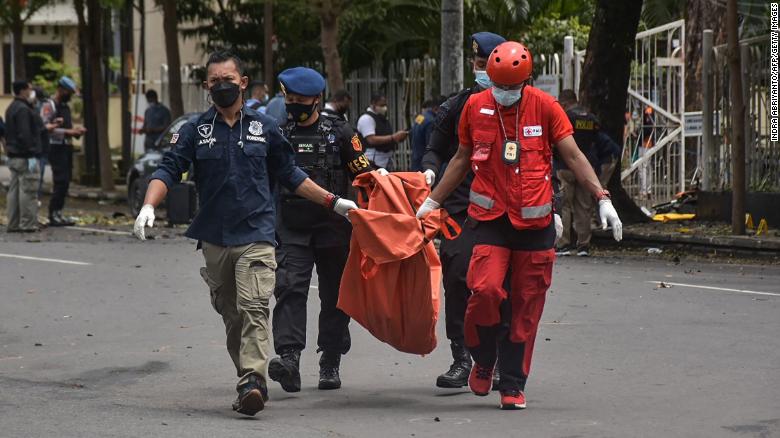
[356,93,408,171]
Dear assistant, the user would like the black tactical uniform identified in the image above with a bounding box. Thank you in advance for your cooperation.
[268,67,373,393]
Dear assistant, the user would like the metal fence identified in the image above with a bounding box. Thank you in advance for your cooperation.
[622,20,687,207]
[709,35,779,192]
[343,57,438,170]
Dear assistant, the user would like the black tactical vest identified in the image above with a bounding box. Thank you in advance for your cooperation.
[364,111,396,152]
[566,105,598,156]
[279,115,348,230]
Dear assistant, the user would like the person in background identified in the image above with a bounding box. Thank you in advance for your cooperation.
[245,81,269,112]
[41,76,86,227]
[4,80,46,232]
[321,89,352,122]
[356,93,408,171]
[141,89,172,151]
[409,96,444,172]
[554,89,600,257]
[264,88,288,126]
[33,86,58,202]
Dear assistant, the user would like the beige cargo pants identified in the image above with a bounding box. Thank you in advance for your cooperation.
[556,169,595,250]
[6,157,39,231]
[200,241,276,389]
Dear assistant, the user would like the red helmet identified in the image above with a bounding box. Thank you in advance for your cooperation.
[487,42,533,86]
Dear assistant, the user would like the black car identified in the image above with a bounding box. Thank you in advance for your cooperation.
[126,113,199,218]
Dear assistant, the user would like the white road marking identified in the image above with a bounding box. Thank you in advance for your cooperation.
[0,253,92,266]
[648,281,780,297]
[64,226,133,236]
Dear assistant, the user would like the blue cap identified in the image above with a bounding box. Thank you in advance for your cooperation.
[277,67,326,97]
[471,32,506,58]
[58,76,78,92]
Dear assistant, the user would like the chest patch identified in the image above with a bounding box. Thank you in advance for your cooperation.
[523,125,543,137]
[248,120,263,136]
[297,143,315,154]
[479,107,495,116]
[197,124,213,138]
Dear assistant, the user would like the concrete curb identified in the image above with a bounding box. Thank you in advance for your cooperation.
[593,229,780,253]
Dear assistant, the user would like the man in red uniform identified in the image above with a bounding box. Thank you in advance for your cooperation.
[416,41,623,410]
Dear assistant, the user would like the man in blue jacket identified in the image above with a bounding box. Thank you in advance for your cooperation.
[132,51,358,416]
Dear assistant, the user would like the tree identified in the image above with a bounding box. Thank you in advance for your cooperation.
[75,0,116,191]
[726,0,745,234]
[578,0,648,223]
[159,0,184,118]
[313,0,346,90]
[0,0,55,80]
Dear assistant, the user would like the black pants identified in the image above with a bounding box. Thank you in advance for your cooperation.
[48,144,73,213]
[272,242,351,355]
[439,211,475,345]
[470,301,529,391]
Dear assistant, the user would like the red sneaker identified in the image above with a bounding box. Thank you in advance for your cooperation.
[468,363,494,396]
[500,390,527,410]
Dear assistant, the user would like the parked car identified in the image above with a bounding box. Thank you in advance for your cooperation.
[126,113,199,217]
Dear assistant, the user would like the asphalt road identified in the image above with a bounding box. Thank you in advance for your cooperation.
[1,225,779,438]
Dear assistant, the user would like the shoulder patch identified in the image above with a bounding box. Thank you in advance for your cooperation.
[170,133,179,144]
[415,114,425,125]
[351,134,363,152]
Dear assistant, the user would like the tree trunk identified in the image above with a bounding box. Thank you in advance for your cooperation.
[440,0,463,95]
[161,0,184,118]
[11,19,25,80]
[264,0,274,89]
[726,0,745,235]
[684,0,727,111]
[319,0,344,91]
[579,0,647,224]
[85,0,115,191]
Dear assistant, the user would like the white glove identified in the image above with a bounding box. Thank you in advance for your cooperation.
[598,199,623,241]
[554,213,563,244]
[133,204,155,241]
[333,198,358,219]
[423,169,436,186]
[416,196,440,219]
[376,168,389,176]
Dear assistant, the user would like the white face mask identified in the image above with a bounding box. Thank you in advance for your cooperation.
[375,105,388,116]
[492,87,522,107]
[27,90,37,104]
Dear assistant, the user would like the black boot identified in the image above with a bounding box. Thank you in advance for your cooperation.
[436,342,472,388]
[268,349,301,393]
[318,351,342,390]
[232,375,268,416]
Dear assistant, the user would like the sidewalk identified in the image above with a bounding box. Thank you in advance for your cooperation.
[593,220,780,255]
[0,164,126,202]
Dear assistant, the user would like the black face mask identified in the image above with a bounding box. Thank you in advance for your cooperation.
[286,101,318,123]
[210,81,241,108]
[60,93,72,103]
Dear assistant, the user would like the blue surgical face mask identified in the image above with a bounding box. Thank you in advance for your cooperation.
[474,70,492,89]
[492,87,523,107]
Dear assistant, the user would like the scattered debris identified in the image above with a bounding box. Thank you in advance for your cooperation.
[647,248,663,254]
[658,282,673,288]
[34,343,43,346]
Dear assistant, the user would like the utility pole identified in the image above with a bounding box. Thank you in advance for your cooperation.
[440,0,463,95]
[701,29,713,191]
[727,0,745,234]
[264,0,274,90]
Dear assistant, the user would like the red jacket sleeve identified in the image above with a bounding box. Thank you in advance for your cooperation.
[457,96,475,149]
